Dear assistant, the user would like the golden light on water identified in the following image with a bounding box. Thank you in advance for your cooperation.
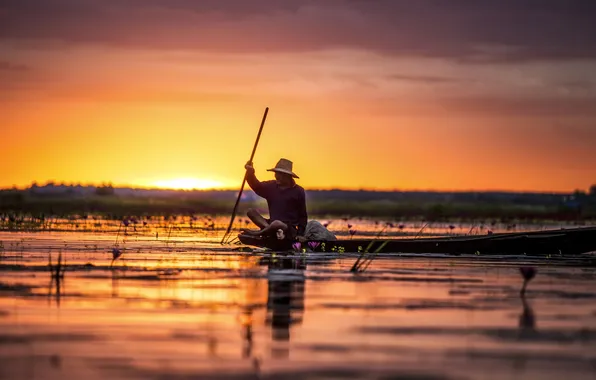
[152,177,224,190]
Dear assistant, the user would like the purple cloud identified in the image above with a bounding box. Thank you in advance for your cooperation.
[1,0,595,62]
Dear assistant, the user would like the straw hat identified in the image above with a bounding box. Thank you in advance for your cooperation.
[267,158,299,178]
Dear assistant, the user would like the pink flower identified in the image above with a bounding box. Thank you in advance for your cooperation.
[112,248,122,260]
[122,219,130,227]
[292,242,302,252]
[519,267,536,281]
[349,229,357,236]
[308,241,320,250]
[519,266,537,296]
[347,224,353,229]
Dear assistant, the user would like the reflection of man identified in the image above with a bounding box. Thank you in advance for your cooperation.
[264,257,306,359]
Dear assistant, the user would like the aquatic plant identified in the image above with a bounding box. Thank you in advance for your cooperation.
[375,222,393,237]
[110,247,122,267]
[519,266,537,296]
[414,223,430,239]
[114,221,123,246]
[166,224,174,245]
[468,224,478,235]
[350,240,389,273]
[292,242,302,252]
[331,245,345,254]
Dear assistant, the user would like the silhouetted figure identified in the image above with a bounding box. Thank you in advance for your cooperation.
[242,159,308,243]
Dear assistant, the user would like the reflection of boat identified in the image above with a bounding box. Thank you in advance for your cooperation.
[238,226,596,255]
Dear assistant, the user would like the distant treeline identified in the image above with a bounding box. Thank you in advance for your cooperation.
[1,184,595,222]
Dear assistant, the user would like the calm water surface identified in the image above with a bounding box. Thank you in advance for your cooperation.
[0,227,595,380]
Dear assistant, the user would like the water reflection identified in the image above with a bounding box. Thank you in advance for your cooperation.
[240,307,254,359]
[262,257,306,359]
[519,296,536,332]
[47,252,65,307]
[47,272,63,307]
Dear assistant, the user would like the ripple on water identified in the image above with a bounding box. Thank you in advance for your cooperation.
[319,299,505,311]
[0,333,100,345]
[356,326,596,344]
[0,282,35,294]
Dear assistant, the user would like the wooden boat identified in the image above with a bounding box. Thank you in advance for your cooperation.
[237,226,596,256]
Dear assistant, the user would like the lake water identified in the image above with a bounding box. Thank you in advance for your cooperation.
[1,220,595,379]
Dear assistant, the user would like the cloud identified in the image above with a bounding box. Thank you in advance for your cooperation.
[0,60,29,71]
[1,0,595,62]
[388,74,464,84]
[442,96,596,117]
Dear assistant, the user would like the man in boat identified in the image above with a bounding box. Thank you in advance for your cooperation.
[241,158,308,243]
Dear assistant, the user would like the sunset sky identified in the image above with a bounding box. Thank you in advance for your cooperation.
[1,0,595,192]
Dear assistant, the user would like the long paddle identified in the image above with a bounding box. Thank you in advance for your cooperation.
[221,107,269,244]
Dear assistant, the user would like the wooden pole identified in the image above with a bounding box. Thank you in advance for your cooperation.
[221,107,269,244]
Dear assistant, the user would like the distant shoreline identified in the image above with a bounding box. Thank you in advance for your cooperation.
[1,185,594,221]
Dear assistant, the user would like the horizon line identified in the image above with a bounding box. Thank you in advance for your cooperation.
[0,181,588,195]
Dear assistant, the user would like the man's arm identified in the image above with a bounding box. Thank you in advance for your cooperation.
[245,162,269,198]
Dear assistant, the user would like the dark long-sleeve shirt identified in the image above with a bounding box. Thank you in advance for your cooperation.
[246,171,308,236]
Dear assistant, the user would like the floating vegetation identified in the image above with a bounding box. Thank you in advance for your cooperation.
[520,266,537,296]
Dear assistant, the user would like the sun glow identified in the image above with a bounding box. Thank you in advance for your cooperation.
[152,178,223,190]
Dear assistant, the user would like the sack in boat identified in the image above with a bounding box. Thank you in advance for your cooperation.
[304,220,337,241]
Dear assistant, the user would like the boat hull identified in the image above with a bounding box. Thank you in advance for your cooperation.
[237,226,596,256]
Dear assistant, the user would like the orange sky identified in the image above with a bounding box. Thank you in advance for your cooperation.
[1,1,596,192]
